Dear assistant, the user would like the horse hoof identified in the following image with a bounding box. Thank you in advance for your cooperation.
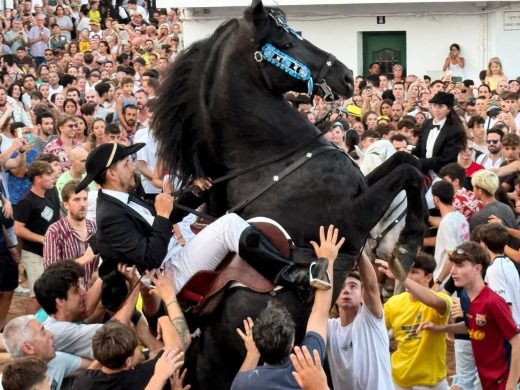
[391,245,414,280]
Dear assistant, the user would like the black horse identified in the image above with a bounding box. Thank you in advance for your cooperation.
[153,1,425,388]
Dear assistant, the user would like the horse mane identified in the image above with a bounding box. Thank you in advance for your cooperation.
[152,19,240,187]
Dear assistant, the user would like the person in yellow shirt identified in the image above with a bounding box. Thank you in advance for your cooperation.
[378,253,452,390]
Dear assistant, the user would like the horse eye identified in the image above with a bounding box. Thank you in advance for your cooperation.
[282,43,292,49]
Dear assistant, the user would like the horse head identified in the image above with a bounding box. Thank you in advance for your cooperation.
[244,0,354,101]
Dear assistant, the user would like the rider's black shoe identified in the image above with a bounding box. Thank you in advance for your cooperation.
[238,226,331,289]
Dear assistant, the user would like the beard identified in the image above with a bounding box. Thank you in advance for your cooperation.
[68,210,86,221]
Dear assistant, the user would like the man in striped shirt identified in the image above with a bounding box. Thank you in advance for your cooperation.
[43,181,98,289]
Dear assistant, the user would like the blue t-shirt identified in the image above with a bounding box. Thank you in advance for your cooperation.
[7,149,38,204]
[230,331,325,390]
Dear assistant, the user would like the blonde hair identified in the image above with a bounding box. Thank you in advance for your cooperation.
[471,169,499,196]
[486,57,504,78]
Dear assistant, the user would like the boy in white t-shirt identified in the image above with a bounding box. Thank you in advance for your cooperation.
[326,251,393,390]
[477,222,520,328]
[431,180,469,288]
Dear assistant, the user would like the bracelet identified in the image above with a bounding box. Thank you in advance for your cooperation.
[166,299,177,308]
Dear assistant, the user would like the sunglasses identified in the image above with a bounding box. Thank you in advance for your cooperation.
[487,139,500,144]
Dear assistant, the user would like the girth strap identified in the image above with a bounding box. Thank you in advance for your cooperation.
[227,145,341,214]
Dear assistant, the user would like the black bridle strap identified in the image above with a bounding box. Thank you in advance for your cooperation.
[227,145,341,214]
[317,53,336,82]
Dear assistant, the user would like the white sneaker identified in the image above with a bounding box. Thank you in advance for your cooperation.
[14,285,29,294]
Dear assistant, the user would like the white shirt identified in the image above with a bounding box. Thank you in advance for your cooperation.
[102,188,155,226]
[476,152,503,169]
[433,211,469,281]
[49,84,64,99]
[327,305,393,390]
[425,117,447,159]
[485,255,520,328]
[134,128,160,194]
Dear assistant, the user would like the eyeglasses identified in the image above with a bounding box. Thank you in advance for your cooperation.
[66,123,79,128]
[487,139,500,144]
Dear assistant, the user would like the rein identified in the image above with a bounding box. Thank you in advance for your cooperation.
[173,131,329,219]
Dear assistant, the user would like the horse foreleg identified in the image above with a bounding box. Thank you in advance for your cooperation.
[365,151,422,186]
[350,159,425,276]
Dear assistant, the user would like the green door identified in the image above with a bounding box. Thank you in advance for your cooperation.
[362,31,406,77]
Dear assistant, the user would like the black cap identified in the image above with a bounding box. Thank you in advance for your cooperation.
[429,92,454,107]
[75,143,145,193]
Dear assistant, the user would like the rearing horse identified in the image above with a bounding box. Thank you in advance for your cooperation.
[153,1,425,388]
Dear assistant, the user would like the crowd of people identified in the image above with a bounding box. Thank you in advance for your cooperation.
[0,0,515,388]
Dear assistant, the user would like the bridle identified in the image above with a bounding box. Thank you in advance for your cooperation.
[253,11,337,103]
[172,12,348,218]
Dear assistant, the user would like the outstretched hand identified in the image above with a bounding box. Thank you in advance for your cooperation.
[488,214,503,225]
[153,348,184,383]
[290,346,330,390]
[148,267,177,303]
[171,367,191,390]
[117,264,139,285]
[375,259,395,279]
[416,321,444,334]
[309,225,345,263]
[236,317,259,357]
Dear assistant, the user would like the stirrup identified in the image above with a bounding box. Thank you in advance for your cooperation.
[309,260,331,290]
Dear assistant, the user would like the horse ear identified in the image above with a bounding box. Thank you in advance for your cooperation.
[244,0,270,42]
[245,0,267,26]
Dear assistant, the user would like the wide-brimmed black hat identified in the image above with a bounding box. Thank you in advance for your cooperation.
[75,143,145,193]
[429,92,454,107]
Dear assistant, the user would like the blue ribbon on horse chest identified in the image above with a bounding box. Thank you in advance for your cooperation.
[261,43,314,95]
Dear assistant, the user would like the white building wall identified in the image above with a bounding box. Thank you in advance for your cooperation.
[489,3,520,79]
[179,2,520,82]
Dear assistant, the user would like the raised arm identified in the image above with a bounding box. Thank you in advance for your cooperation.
[112,265,140,324]
[306,225,345,339]
[403,278,448,315]
[358,251,383,319]
[491,160,520,177]
[378,258,448,315]
[149,268,191,352]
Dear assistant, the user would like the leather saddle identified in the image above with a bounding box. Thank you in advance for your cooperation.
[178,222,290,316]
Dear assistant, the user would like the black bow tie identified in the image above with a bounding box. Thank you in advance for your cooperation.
[431,124,441,130]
